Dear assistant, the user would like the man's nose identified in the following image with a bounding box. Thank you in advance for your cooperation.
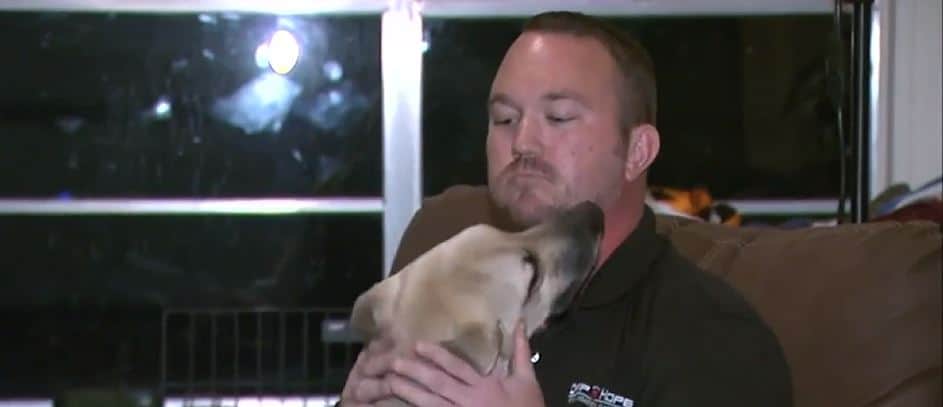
[511,114,543,156]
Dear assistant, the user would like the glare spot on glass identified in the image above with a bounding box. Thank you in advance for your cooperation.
[422,28,430,53]
[171,58,189,71]
[210,73,302,134]
[267,29,300,75]
[328,89,343,105]
[323,60,343,81]
[198,13,217,25]
[153,97,172,118]
[202,49,215,61]
[57,116,84,134]
[292,148,303,163]
[255,43,270,69]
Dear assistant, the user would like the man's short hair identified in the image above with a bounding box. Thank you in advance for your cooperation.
[522,11,657,133]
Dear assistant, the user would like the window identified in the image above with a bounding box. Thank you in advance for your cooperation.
[0,12,382,198]
[0,10,383,400]
[1,214,378,398]
[0,0,863,403]
[420,14,846,203]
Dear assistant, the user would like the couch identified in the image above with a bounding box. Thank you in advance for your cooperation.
[654,214,941,406]
[388,184,941,406]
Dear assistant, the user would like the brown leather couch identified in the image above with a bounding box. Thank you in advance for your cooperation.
[653,214,941,407]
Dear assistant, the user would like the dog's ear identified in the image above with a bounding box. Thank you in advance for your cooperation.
[440,320,505,375]
[350,278,397,342]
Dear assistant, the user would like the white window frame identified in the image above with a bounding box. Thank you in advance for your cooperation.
[0,1,880,405]
[0,0,868,279]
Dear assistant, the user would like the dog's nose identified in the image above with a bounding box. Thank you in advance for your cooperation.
[565,201,605,237]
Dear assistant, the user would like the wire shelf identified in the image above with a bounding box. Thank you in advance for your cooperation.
[160,307,360,405]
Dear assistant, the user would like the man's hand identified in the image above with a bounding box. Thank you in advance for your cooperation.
[339,336,398,406]
[386,321,545,407]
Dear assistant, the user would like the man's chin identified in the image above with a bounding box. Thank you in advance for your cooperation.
[505,196,560,227]
[507,209,547,228]
[490,184,562,224]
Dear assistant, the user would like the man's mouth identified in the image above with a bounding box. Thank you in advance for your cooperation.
[505,157,557,180]
[516,170,543,176]
[508,171,553,185]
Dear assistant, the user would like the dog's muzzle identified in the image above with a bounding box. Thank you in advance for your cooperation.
[545,201,604,315]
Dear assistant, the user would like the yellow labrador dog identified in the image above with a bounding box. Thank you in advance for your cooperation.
[350,201,604,406]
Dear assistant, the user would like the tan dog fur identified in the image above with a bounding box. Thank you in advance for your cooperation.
[350,202,604,406]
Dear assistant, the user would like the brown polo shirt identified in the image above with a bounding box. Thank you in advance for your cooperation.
[388,185,793,407]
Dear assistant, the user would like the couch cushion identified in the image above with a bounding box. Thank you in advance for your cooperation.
[654,216,942,407]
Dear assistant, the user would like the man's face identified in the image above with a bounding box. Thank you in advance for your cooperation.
[487,32,628,227]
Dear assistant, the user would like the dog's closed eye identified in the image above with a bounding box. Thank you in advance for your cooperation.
[523,250,541,302]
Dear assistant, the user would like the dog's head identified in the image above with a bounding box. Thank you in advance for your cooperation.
[350,201,604,373]
[456,200,604,335]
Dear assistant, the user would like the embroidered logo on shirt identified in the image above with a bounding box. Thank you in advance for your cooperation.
[568,382,634,407]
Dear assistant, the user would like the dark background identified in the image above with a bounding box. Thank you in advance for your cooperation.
[420,15,842,199]
[0,10,841,399]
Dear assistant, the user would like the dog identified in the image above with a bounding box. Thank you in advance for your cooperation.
[349,201,604,406]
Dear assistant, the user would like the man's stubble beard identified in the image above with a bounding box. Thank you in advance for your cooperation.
[490,159,626,228]
[488,139,626,227]
[490,177,572,228]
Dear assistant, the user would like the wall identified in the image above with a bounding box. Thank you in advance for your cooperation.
[875,0,943,195]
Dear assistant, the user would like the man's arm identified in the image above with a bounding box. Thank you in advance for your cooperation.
[644,316,794,406]
[389,185,495,275]
[388,199,445,275]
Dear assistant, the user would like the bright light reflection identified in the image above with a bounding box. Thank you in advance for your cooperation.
[267,29,300,75]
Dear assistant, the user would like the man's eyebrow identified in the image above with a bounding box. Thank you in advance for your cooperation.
[488,93,519,109]
[542,90,589,106]
[489,91,589,109]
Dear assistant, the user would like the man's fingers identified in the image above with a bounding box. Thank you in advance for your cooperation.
[390,354,468,404]
[341,345,395,405]
[415,341,482,385]
[359,349,396,377]
[364,336,394,355]
[510,320,537,379]
[341,352,370,402]
[388,374,455,407]
[354,338,395,377]
[351,376,393,403]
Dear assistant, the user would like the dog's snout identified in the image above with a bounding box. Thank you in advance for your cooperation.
[556,201,604,238]
[541,201,603,276]
[570,201,604,236]
[542,201,604,317]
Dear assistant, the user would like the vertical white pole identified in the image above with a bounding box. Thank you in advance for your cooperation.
[381,0,424,278]
[869,0,889,200]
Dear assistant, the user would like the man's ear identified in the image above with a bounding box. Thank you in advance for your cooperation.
[623,123,660,182]
[349,277,397,342]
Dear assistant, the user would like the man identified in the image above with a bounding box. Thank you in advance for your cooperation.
[339,11,793,407]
